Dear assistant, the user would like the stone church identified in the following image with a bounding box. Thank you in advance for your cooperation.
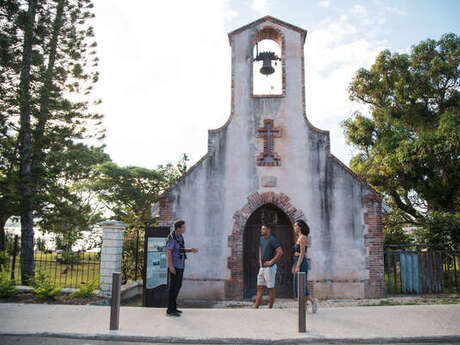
[156,16,385,300]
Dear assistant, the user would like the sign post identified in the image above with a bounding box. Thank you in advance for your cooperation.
[143,226,170,307]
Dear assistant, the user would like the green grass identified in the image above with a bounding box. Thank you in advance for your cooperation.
[5,252,100,288]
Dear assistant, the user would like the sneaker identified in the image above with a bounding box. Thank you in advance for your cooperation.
[166,311,181,317]
[174,309,183,314]
[312,298,318,314]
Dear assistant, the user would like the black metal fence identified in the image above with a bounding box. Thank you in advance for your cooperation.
[121,228,143,284]
[384,244,459,294]
[0,236,100,288]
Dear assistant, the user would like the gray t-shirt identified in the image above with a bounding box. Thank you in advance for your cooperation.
[260,235,281,263]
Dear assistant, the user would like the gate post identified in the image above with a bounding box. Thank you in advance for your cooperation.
[99,221,126,297]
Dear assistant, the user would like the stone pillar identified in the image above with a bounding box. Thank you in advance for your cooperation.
[99,221,125,298]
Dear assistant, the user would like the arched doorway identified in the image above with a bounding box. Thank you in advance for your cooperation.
[243,203,294,299]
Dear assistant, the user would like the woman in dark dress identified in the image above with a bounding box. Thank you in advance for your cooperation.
[293,219,318,313]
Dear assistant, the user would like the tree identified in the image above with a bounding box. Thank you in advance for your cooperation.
[90,154,189,227]
[90,156,188,284]
[343,33,459,249]
[17,0,39,281]
[1,0,104,283]
[0,0,23,251]
[37,145,111,249]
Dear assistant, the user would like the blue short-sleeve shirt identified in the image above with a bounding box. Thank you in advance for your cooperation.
[260,235,281,263]
[166,231,186,269]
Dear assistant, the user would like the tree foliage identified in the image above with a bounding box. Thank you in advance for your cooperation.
[91,154,189,228]
[343,33,460,248]
[0,0,104,282]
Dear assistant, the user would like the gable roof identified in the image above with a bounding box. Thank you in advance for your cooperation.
[228,16,307,45]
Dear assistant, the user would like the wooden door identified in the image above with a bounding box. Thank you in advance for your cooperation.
[271,224,294,297]
[243,204,294,299]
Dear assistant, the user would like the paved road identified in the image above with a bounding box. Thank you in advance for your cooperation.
[1,336,458,345]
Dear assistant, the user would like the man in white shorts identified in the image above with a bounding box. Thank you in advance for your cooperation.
[254,224,283,308]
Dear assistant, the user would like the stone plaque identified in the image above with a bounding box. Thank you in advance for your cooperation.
[261,176,277,187]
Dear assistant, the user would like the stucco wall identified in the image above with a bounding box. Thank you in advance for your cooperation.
[159,18,383,300]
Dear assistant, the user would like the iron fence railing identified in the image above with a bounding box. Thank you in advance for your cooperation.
[0,236,100,288]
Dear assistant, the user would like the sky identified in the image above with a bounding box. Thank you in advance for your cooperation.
[92,0,460,169]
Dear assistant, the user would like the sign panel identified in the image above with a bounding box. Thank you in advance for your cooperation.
[143,226,170,307]
[146,237,167,289]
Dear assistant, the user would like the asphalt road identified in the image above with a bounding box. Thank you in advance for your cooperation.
[1,336,459,345]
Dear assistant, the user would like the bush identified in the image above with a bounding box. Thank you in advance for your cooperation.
[30,271,61,300]
[0,271,17,297]
[58,251,81,265]
[71,279,99,298]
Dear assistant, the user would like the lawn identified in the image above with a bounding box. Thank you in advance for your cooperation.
[5,252,100,288]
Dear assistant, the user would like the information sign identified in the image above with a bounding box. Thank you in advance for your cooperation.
[146,237,167,289]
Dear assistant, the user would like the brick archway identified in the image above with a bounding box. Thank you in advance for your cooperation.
[225,192,305,299]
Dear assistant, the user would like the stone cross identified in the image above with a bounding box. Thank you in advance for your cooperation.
[257,119,281,166]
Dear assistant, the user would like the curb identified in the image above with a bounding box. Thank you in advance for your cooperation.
[2,332,460,344]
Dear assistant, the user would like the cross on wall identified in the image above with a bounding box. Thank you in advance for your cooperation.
[257,119,281,166]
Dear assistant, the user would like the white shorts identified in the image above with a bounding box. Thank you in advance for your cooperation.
[257,264,277,288]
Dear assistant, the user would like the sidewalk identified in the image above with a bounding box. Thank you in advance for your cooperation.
[1,303,459,343]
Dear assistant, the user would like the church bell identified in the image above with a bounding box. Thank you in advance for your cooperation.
[254,51,280,76]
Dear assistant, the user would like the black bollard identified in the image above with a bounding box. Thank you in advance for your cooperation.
[298,272,306,332]
[110,272,121,330]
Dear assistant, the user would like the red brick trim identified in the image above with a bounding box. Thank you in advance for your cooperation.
[158,196,174,227]
[363,194,385,298]
[250,26,286,98]
[257,119,282,166]
[228,15,307,45]
[225,192,305,299]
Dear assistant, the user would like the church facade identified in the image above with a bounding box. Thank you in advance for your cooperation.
[157,16,385,300]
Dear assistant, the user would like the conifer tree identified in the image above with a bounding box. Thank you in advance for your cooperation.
[0,0,104,283]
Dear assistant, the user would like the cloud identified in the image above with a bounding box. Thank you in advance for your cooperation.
[349,4,373,27]
[93,1,232,168]
[384,5,407,16]
[251,0,269,15]
[304,15,386,164]
[224,9,239,21]
[319,1,330,8]
[349,4,367,18]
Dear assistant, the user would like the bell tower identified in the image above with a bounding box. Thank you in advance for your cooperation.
[228,16,307,115]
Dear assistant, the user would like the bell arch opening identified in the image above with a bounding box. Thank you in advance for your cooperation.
[252,39,282,96]
[251,27,285,98]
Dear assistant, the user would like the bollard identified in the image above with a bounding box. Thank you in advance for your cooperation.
[298,272,306,332]
[110,272,121,330]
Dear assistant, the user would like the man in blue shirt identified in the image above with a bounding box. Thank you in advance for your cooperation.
[166,219,198,317]
[254,224,283,308]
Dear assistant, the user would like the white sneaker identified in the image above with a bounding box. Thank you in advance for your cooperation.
[312,298,318,313]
